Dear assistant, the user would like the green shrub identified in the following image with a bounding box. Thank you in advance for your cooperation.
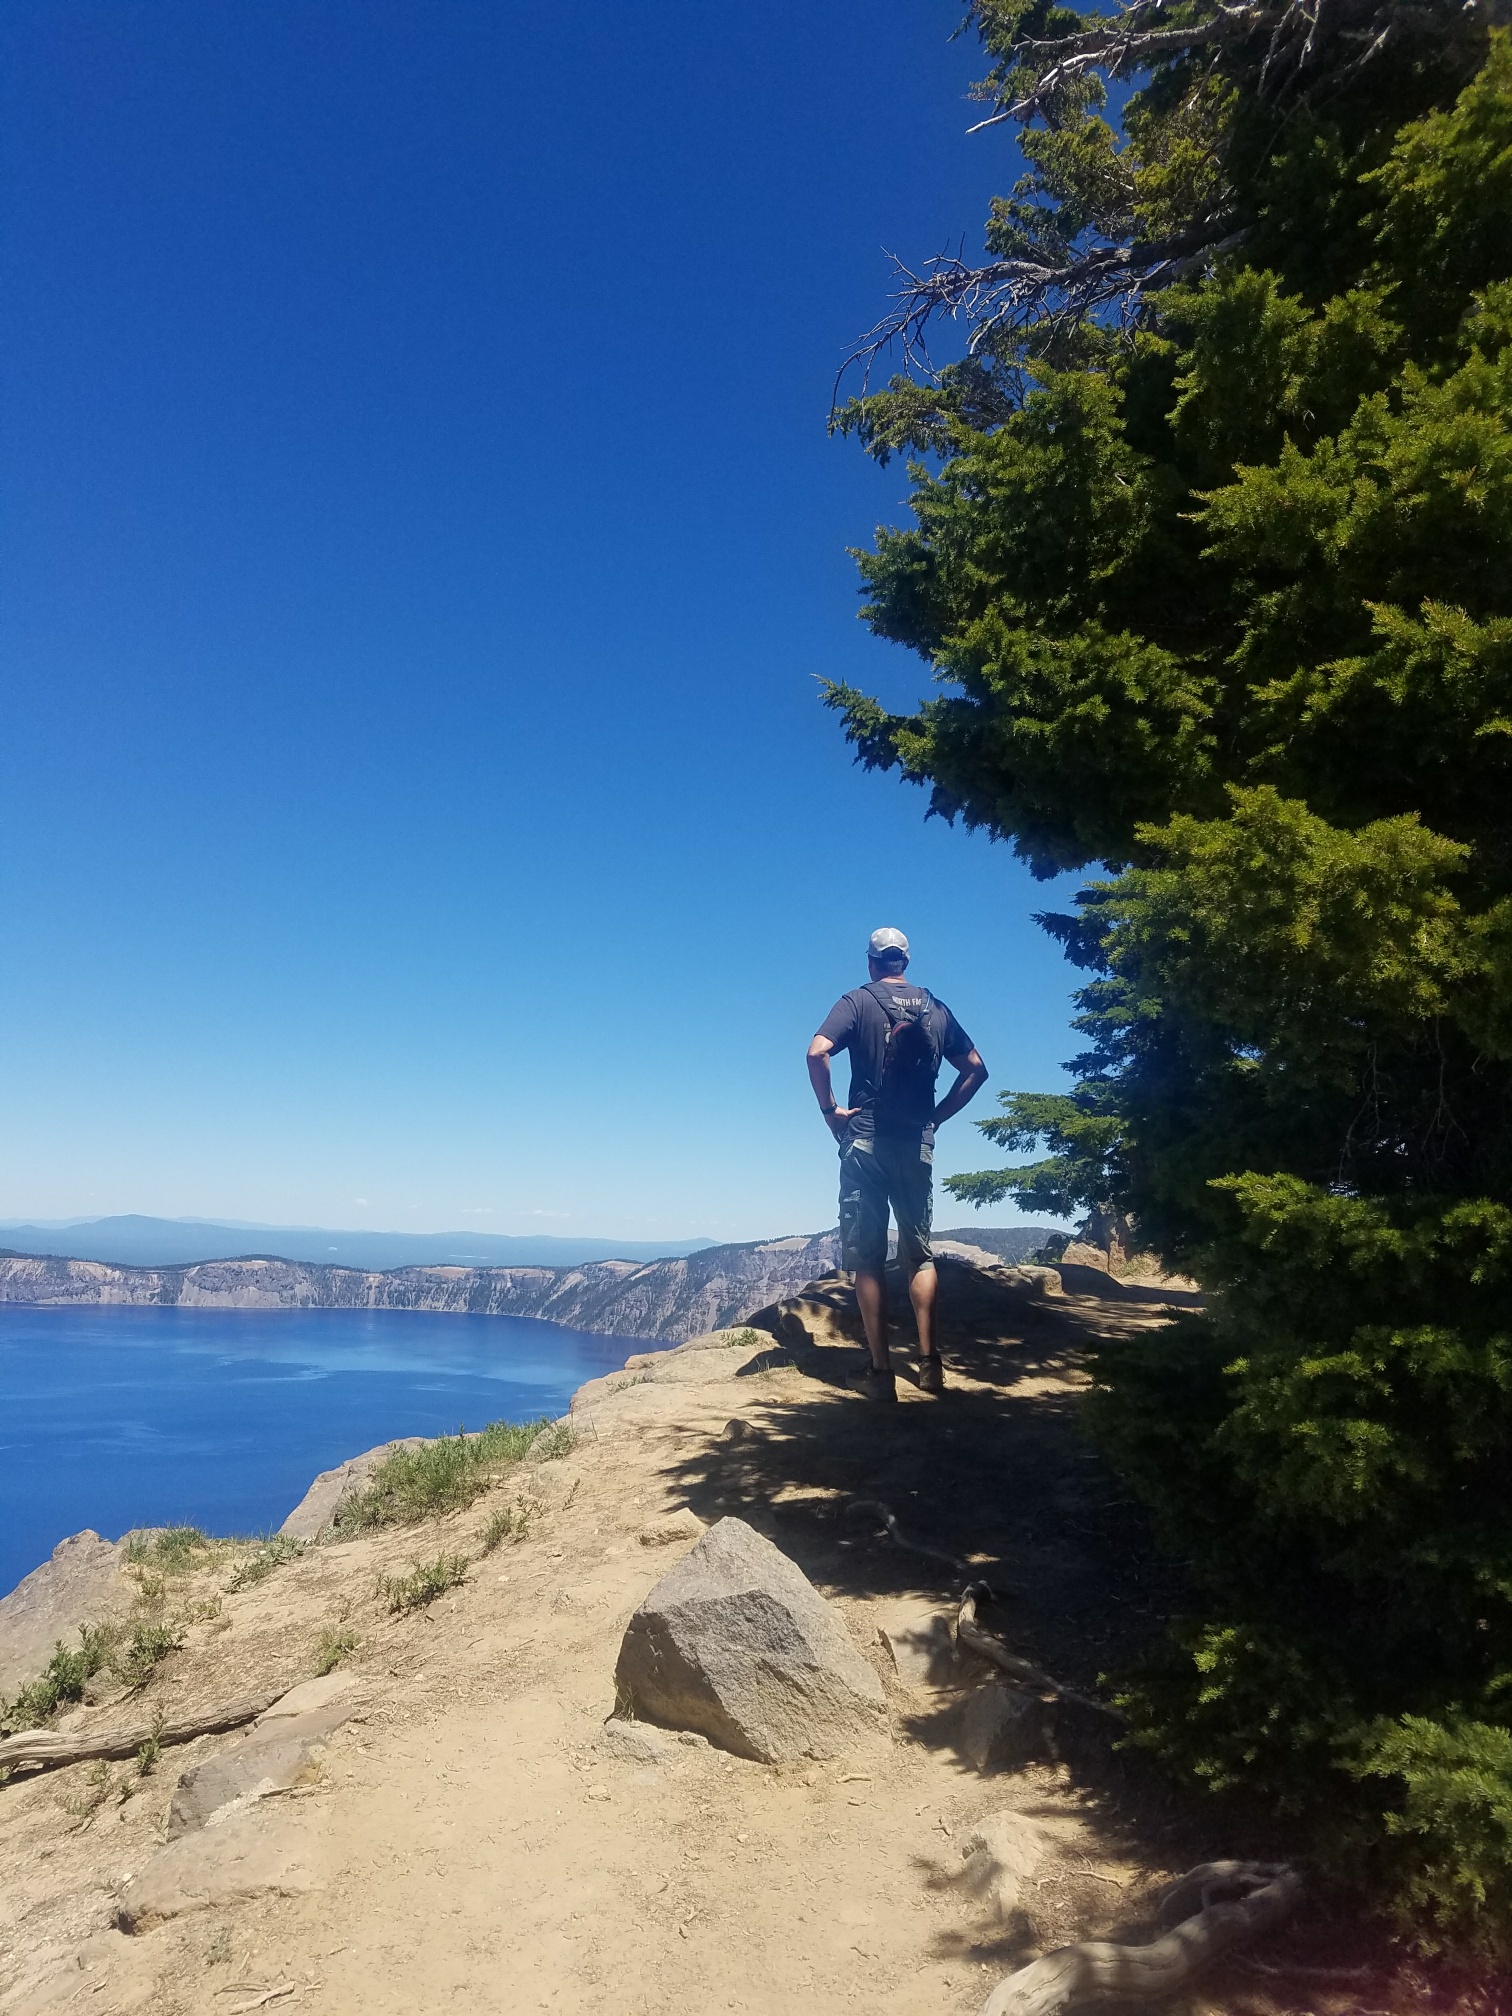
[0,1622,115,1731]
[126,1526,214,1574]
[379,1553,470,1614]
[826,0,1512,1958]
[312,1623,359,1674]
[1352,1715,1512,1956]
[337,1419,554,1532]
[226,1534,305,1592]
[479,1495,543,1553]
[529,1420,576,1462]
[112,1619,182,1688]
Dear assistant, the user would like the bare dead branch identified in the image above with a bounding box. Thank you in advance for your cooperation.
[834,219,1237,399]
[837,0,1493,408]
[969,0,1483,130]
[966,14,1233,132]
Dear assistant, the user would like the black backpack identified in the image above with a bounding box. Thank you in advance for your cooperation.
[864,981,945,1128]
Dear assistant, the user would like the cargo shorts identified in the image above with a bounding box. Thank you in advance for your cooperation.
[838,1127,935,1275]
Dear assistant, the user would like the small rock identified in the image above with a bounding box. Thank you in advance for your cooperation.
[257,1672,357,1722]
[596,1719,681,1765]
[878,1608,958,1688]
[998,1264,1064,1299]
[638,1507,707,1547]
[595,1718,709,1764]
[954,1810,1049,1920]
[961,1682,1052,1773]
[614,1516,885,1763]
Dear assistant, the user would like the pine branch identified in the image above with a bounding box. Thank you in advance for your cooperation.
[971,0,1492,131]
[836,219,1242,392]
[837,0,1497,399]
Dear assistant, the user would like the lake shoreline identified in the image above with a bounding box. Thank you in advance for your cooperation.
[0,1302,640,1601]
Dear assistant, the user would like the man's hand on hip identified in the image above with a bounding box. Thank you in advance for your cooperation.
[827,1107,856,1142]
[932,1048,989,1128]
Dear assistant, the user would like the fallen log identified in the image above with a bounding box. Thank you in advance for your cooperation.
[956,1584,1124,1723]
[980,1861,1304,2016]
[0,1690,281,1775]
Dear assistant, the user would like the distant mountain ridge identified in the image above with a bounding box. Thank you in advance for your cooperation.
[0,1225,1056,1342]
[0,1214,714,1271]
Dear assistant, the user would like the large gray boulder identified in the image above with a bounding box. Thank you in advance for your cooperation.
[613,1516,884,1763]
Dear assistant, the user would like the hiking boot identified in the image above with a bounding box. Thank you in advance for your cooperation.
[847,1363,898,1403]
[916,1353,945,1394]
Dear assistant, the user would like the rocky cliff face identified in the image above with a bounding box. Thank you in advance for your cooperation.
[0,1233,844,1342]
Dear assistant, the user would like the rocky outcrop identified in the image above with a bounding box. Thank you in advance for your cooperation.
[0,1530,135,1697]
[115,1679,355,1933]
[278,1438,427,1541]
[114,1815,321,1932]
[613,1516,885,1762]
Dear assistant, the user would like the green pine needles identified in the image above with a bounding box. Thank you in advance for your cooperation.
[831,0,1512,1959]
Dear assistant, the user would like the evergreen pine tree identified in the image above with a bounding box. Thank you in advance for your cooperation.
[830,0,1512,1951]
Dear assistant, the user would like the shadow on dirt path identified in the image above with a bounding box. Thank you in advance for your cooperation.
[655,1259,1250,1858]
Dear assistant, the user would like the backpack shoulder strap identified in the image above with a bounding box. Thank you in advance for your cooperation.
[861,979,898,1021]
[863,980,937,1021]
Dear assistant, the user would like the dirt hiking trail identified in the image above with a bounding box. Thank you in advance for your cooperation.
[2,1257,1375,2016]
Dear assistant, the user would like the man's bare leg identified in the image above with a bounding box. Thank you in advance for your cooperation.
[909,1262,939,1359]
[855,1267,890,1369]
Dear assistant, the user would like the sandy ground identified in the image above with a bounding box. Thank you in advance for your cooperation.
[1,1260,1375,2016]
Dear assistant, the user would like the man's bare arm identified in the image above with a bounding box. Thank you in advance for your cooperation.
[933,1048,988,1128]
[806,1034,854,1141]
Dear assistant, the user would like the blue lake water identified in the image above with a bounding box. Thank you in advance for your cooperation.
[0,1305,639,1599]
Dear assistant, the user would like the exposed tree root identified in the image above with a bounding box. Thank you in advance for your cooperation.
[843,1502,1124,1722]
[0,1689,280,1775]
[956,1584,1124,1723]
[846,1497,967,1575]
[980,1862,1304,2015]
[1235,1952,1371,1983]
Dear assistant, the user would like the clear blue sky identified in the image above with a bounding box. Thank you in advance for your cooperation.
[1,1,1082,1245]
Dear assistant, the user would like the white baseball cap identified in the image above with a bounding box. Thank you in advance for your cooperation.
[867,927,910,960]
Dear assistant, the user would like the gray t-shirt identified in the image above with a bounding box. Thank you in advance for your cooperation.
[817,981,972,1140]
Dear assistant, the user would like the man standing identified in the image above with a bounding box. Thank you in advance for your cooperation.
[807,928,988,1399]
